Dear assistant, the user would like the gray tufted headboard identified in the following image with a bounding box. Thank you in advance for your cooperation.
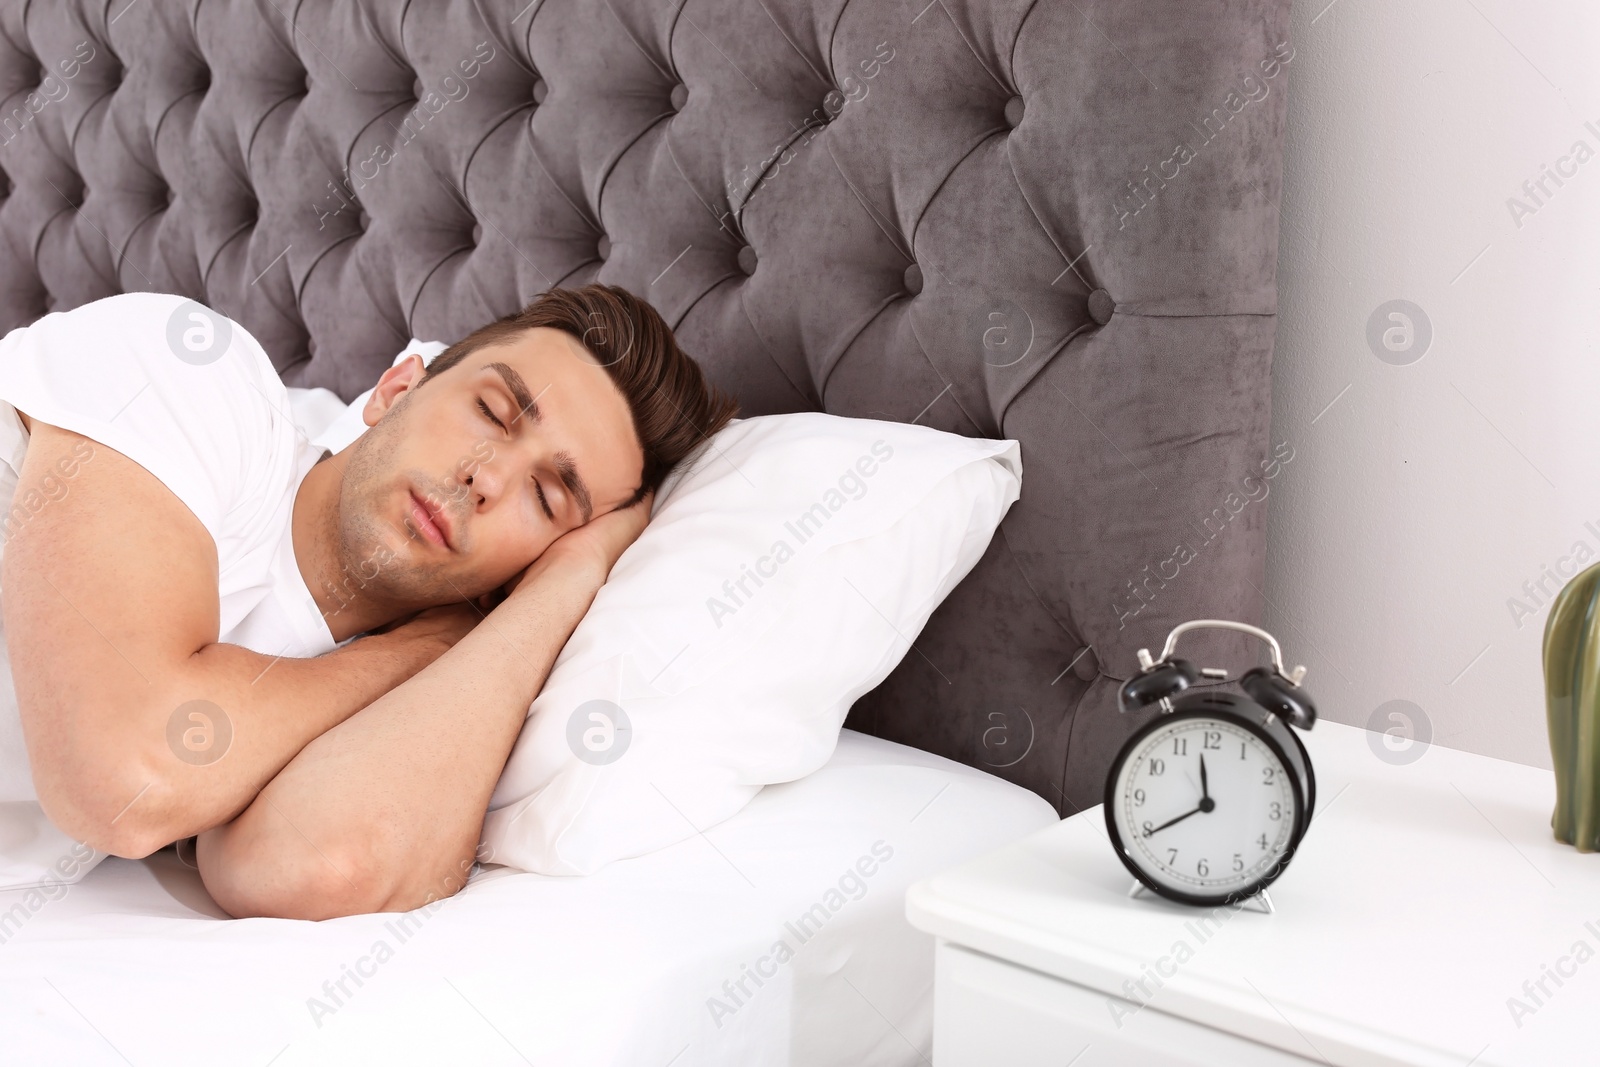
[0,0,1291,816]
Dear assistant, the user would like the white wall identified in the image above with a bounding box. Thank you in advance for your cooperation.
[1269,0,1600,769]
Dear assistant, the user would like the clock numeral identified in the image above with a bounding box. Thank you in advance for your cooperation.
[1173,737,1188,756]
[1166,848,1178,865]
[1233,853,1244,871]
[1269,801,1282,821]
[1147,758,1166,776]
[1203,731,1221,750]
[1132,788,1147,807]
[1257,834,1269,850]
[1196,858,1209,877]
[1142,820,1154,836]
[1262,766,1276,785]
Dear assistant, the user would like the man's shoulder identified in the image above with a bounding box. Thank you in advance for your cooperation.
[40,291,252,359]
[5,291,287,405]
[33,290,193,334]
[0,293,299,535]
[75,290,191,314]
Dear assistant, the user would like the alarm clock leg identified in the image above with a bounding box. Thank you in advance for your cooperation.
[1240,889,1275,914]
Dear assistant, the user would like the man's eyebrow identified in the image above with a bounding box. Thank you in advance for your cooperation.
[554,450,593,525]
[486,361,541,426]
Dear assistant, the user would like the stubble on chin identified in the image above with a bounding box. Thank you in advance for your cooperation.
[333,398,445,607]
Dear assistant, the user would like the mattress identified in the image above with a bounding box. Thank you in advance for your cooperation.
[0,729,1055,1066]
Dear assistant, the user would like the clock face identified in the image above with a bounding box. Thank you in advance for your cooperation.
[1109,715,1299,901]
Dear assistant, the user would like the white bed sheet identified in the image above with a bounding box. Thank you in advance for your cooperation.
[0,729,1055,1066]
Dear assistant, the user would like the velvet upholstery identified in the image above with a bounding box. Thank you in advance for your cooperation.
[0,0,1292,815]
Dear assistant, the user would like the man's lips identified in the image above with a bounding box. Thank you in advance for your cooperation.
[407,490,454,550]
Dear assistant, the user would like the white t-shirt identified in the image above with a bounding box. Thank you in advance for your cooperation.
[0,292,340,891]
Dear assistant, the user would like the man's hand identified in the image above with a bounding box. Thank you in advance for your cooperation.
[502,491,654,599]
[369,491,653,650]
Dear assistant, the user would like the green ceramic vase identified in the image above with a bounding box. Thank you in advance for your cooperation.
[1543,560,1600,851]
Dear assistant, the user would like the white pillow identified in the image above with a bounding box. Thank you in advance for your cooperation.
[481,412,1021,875]
[287,347,1023,877]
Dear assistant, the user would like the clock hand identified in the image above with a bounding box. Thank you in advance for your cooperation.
[1200,753,1209,802]
[1144,805,1203,837]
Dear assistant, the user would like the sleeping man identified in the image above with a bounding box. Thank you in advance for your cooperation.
[0,284,737,919]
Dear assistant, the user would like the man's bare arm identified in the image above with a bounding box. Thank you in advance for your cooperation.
[195,497,651,920]
[3,420,475,857]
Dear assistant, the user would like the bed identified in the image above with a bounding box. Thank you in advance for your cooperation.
[0,0,1290,1061]
[0,730,1055,1065]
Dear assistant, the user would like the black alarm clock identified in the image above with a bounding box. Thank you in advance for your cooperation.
[1104,620,1317,910]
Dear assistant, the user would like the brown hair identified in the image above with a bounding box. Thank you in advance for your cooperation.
[417,284,739,509]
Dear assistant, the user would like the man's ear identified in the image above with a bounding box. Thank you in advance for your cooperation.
[361,353,429,428]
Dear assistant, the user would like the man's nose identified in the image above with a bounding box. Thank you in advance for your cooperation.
[459,444,525,505]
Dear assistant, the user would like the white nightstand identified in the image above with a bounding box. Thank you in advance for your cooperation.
[906,719,1600,1066]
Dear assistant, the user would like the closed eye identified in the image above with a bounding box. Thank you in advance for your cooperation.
[479,397,555,521]
[477,397,506,431]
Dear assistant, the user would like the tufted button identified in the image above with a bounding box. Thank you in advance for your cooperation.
[1004,95,1024,128]
[1086,288,1115,325]
[164,184,176,207]
[295,69,310,96]
[1070,644,1098,681]
[0,167,10,199]
[820,89,843,121]
[531,78,548,105]
[670,83,687,111]
[737,245,757,276]
[471,222,482,246]
[596,234,610,260]
[413,77,424,100]
[903,263,923,296]
[195,65,211,93]
[357,209,371,233]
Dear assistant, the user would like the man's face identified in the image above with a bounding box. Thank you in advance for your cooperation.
[335,326,644,606]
